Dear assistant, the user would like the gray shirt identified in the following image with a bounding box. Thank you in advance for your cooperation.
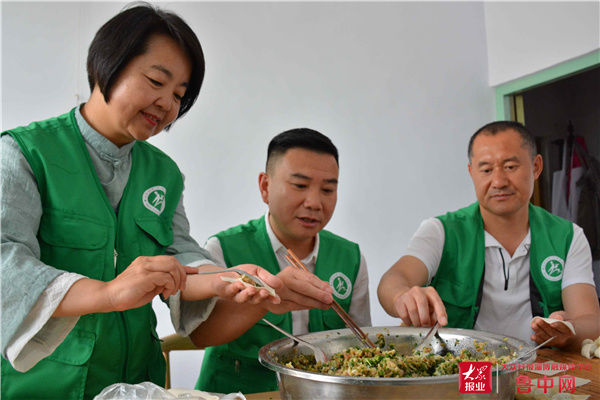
[1,106,216,372]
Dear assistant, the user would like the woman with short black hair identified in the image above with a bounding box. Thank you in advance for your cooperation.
[86,4,205,123]
[1,4,280,398]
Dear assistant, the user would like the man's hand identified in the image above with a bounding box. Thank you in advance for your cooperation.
[392,286,448,327]
[531,311,575,348]
[105,255,191,311]
[263,266,333,314]
[211,264,283,306]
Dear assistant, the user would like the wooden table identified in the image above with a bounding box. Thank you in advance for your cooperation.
[245,349,599,400]
[245,391,279,400]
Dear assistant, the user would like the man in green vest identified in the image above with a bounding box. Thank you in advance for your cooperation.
[378,121,599,350]
[191,128,371,394]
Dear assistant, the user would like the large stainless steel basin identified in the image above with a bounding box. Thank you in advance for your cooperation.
[259,326,535,399]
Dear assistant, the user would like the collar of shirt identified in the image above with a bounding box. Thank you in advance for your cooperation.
[484,229,531,260]
[263,213,319,271]
[75,105,135,164]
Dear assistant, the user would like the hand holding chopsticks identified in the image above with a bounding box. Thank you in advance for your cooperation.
[285,249,376,348]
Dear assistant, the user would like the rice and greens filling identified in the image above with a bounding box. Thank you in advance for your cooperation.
[284,333,514,378]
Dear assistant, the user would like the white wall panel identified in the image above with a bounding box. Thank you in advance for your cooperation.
[484,1,600,86]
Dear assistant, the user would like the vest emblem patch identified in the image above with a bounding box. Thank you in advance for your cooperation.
[143,186,167,215]
[329,272,352,300]
[540,256,564,282]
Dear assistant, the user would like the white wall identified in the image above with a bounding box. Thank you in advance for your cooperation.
[484,1,600,87]
[2,1,494,389]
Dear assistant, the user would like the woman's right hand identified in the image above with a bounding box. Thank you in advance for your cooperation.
[53,255,193,317]
[105,255,192,311]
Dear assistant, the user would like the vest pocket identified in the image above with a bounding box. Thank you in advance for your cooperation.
[39,212,108,249]
[135,216,173,254]
[200,348,276,394]
[38,212,108,279]
[2,330,95,399]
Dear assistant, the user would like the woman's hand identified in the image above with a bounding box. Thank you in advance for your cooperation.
[54,255,193,317]
[105,255,192,311]
[210,264,283,305]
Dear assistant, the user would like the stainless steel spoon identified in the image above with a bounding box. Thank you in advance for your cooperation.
[261,318,328,363]
[414,321,452,356]
[509,336,556,365]
[414,321,440,354]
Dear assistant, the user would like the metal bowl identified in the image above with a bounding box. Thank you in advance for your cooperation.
[258,326,535,399]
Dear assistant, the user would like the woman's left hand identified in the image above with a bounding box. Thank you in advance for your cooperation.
[212,264,282,305]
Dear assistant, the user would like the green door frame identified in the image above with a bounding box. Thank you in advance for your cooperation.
[495,49,600,120]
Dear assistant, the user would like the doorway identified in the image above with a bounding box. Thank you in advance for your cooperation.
[512,66,599,210]
[495,50,600,295]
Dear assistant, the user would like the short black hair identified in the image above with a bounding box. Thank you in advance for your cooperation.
[468,121,537,162]
[266,128,339,172]
[86,2,204,125]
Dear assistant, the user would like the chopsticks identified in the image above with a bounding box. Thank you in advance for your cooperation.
[285,249,376,348]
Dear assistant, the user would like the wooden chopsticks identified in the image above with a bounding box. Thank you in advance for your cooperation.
[285,249,376,348]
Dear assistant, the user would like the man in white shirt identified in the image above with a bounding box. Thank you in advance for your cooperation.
[378,121,599,350]
[190,128,371,394]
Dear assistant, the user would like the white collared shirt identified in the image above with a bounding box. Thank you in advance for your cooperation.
[204,214,371,335]
[405,217,594,343]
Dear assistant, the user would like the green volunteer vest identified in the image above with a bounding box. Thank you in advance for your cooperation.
[196,217,361,394]
[1,109,183,399]
[432,202,573,329]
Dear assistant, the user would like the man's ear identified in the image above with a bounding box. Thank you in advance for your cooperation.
[258,172,269,205]
[533,154,543,180]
